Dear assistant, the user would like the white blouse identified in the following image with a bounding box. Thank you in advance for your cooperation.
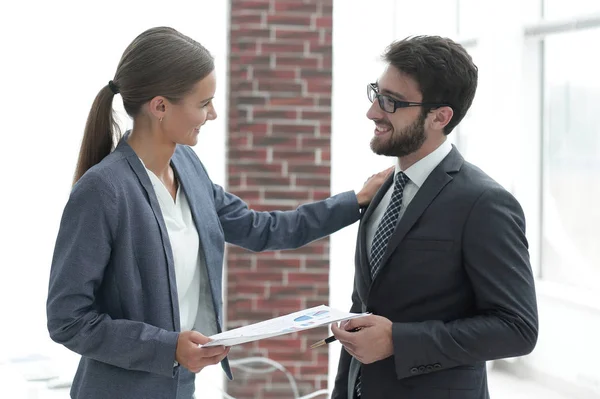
[143,164,217,336]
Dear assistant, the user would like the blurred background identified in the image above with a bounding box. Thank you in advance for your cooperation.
[0,0,598,398]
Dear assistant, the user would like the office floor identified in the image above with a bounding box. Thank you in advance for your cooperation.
[2,366,574,399]
[487,368,572,399]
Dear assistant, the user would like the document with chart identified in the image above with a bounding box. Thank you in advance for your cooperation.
[200,305,368,347]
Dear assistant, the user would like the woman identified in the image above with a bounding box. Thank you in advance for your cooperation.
[46,26,389,399]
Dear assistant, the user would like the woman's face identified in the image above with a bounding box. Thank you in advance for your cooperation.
[161,70,218,146]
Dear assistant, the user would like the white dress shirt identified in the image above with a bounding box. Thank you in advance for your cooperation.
[366,140,453,261]
[143,164,217,336]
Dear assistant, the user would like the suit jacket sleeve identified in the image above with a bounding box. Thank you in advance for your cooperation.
[211,183,361,251]
[46,173,179,378]
[391,186,538,379]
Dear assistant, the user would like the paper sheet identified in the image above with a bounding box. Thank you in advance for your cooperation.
[200,305,368,347]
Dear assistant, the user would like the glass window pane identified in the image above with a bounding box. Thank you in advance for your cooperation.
[544,0,600,19]
[458,0,541,37]
[541,28,600,289]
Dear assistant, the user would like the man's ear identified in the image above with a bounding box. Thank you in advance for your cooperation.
[431,106,454,130]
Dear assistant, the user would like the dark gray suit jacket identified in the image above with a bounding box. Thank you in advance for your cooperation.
[47,135,361,399]
[332,146,538,399]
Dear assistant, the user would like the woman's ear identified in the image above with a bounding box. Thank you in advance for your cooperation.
[148,96,168,121]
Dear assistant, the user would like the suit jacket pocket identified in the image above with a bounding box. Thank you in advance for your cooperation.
[401,365,480,390]
[403,238,454,252]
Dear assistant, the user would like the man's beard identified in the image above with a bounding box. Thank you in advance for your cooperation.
[370,112,427,157]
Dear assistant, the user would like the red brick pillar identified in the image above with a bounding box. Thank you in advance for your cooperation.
[226,0,333,397]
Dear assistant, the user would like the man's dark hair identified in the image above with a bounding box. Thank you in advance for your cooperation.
[384,35,478,134]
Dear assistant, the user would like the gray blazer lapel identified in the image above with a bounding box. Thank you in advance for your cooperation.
[116,137,181,331]
[358,173,395,285]
[374,147,464,277]
[171,150,224,326]
[172,147,233,380]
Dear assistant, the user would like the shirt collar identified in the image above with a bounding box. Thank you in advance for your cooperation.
[394,140,452,188]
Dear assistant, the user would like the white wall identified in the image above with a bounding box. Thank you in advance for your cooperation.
[0,1,228,396]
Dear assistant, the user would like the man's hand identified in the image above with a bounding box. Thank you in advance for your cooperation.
[331,315,394,364]
[356,166,394,207]
[175,331,230,373]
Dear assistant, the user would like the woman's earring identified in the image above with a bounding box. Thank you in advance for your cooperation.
[159,117,163,123]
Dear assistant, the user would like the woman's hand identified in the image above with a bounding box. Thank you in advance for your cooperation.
[356,166,394,207]
[175,331,230,373]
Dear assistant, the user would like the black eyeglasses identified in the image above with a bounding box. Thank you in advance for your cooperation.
[367,83,452,113]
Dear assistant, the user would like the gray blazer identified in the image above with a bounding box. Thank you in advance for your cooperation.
[47,135,360,399]
[332,146,538,399]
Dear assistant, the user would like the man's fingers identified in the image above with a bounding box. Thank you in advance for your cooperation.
[331,322,344,335]
[343,319,360,331]
[340,340,357,352]
[332,323,358,344]
[331,322,349,340]
[344,315,373,331]
[343,345,360,361]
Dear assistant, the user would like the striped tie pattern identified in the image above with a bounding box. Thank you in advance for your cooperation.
[369,171,409,278]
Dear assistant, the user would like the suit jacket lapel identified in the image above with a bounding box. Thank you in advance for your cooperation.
[373,147,464,279]
[170,152,214,271]
[170,148,225,324]
[357,172,395,286]
[116,137,181,331]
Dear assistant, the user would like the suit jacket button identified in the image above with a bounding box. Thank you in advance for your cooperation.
[433,363,442,369]
[418,366,426,373]
[410,367,419,374]
[426,365,434,372]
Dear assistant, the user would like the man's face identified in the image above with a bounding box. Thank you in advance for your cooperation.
[366,65,428,157]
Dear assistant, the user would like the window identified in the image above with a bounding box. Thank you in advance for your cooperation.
[393,0,458,39]
[543,0,600,19]
[457,0,480,38]
[541,27,600,289]
[452,45,479,156]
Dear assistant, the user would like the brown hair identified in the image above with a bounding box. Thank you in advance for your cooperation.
[73,27,214,184]
[383,35,478,135]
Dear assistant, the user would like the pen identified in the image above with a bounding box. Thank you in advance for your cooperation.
[310,327,361,349]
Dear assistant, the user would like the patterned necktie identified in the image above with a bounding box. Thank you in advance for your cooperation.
[355,373,362,398]
[355,172,409,398]
[369,171,409,279]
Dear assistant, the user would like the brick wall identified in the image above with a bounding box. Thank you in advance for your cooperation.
[226,0,333,397]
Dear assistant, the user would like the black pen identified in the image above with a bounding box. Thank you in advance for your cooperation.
[310,327,361,349]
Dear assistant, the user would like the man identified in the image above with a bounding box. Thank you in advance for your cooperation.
[331,36,538,399]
